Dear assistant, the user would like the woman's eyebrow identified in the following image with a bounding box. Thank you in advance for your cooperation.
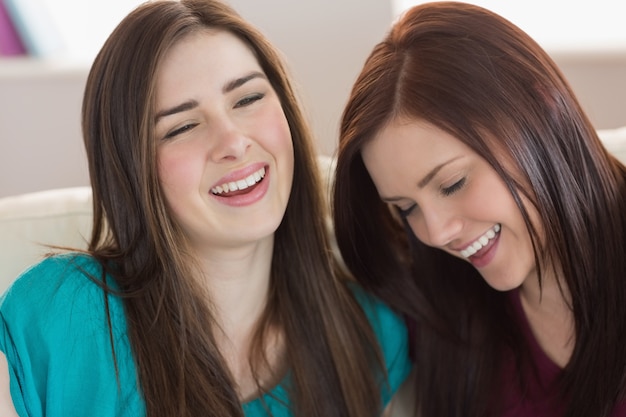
[155,100,199,123]
[418,156,462,188]
[222,71,266,93]
[379,156,462,201]
[417,163,446,189]
[154,72,267,123]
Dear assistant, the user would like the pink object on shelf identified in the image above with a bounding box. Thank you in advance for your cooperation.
[0,0,26,56]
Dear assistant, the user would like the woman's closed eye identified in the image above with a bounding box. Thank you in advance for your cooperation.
[397,203,417,218]
[441,177,466,196]
[164,122,198,140]
[235,93,264,108]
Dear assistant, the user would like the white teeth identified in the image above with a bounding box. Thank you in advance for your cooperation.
[460,224,501,258]
[211,167,266,195]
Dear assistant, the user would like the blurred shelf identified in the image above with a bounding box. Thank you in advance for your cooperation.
[547,44,626,63]
[0,56,90,79]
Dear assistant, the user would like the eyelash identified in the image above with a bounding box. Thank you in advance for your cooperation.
[162,93,266,140]
[235,93,264,108]
[164,123,197,139]
[396,177,467,217]
[397,204,416,218]
[441,177,466,196]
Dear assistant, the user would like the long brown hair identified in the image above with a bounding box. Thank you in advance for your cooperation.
[82,1,383,415]
[334,2,626,416]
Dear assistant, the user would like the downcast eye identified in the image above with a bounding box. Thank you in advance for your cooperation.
[397,203,417,218]
[441,177,466,196]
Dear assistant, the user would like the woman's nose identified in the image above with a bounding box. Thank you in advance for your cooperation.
[209,123,251,162]
[411,205,463,248]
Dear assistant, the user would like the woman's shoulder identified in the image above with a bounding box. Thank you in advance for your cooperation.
[348,281,412,402]
[349,282,407,335]
[0,253,142,416]
[0,253,118,328]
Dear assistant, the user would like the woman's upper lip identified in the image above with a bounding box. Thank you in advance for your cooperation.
[450,224,499,252]
[211,162,268,188]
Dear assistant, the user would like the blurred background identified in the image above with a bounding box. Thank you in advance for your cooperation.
[1,0,625,197]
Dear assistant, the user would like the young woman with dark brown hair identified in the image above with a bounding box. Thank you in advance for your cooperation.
[0,1,411,416]
[333,2,626,416]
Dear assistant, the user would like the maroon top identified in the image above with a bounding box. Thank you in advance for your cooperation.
[496,289,626,416]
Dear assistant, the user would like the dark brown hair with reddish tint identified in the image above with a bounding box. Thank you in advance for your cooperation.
[334,2,626,416]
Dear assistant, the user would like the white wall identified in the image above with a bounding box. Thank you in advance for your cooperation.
[227,0,393,156]
[552,49,626,130]
[0,0,624,198]
[0,61,89,198]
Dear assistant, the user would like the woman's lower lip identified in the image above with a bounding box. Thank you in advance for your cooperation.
[211,170,270,207]
[468,232,500,268]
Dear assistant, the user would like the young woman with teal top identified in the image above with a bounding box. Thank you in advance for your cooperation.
[0,1,411,416]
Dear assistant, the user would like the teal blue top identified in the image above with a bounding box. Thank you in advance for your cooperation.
[1,254,411,416]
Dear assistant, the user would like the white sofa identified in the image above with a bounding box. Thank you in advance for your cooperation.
[2,128,626,293]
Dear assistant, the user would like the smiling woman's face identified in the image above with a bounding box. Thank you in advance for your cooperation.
[154,29,294,253]
[362,117,539,291]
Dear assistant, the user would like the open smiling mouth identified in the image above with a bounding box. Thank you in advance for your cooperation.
[460,223,501,258]
[210,166,266,197]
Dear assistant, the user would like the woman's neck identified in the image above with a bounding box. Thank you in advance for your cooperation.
[519,265,575,368]
[194,235,283,399]
[196,236,273,324]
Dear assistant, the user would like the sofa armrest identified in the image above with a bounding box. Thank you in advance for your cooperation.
[0,187,93,290]
[598,126,626,164]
